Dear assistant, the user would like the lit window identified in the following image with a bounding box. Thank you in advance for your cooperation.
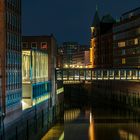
[31,42,37,49]
[134,38,138,45]
[122,58,126,64]
[41,42,48,49]
[118,42,126,47]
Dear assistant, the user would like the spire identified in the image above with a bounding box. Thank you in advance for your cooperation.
[91,5,100,27]
[96,4,98,11]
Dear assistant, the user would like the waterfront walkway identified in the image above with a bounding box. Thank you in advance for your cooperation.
[41,124,64,140]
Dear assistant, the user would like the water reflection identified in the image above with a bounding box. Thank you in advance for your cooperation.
[119,129,139,140]
[64,109,80,122]
[89,112,95,140]
[65,107,140,140]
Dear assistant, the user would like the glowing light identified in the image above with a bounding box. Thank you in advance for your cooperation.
[65,64,68,68]
[118,41,126,47]
[91,27,95,33]
[22,50,31,55]
[57,87,64,95]
[89,111,95,140]
[33,94,50,106]
[21,100,32,110]
[122,58,126,64]
[59,132,64,140]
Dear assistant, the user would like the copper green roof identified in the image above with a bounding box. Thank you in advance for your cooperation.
[101,14,116,23]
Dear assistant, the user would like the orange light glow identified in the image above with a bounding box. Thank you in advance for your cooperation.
[90,38,95,68]
[89,112,95,140]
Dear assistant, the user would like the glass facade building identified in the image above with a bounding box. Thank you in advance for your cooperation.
[22,35,57,107]
[22,49,50,110]
[6,0,22,112]
[0,0,22,114]
[113,7,140,68]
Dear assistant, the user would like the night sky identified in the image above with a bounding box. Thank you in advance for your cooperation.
[22,0,140,45]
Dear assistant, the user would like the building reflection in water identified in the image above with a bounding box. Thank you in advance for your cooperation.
[119,129,139,140]
[64,106,140,140]
[64,109,81,122]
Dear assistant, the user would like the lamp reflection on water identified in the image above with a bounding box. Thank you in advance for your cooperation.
[89,112,95,140]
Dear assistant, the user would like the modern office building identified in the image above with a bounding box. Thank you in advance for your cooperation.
[90,8,115,68]
[113,7,140,68]
[59,42,79,68]
[22,48,50,110]
[58,43,90,68]
[0,0,22,116]
[57,46,63,68]
[22,35,57,108]
[72,45,90,68]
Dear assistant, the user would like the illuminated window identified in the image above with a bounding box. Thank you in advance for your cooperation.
[41,42,48,49]
[134,38,138,45]
[118,42,126,47]
[31,42,37,49]
[122,58,126,64]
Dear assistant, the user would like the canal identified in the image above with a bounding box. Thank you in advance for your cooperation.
[64,105,140,140]
[42,83,140,140]
[64,83,140,140]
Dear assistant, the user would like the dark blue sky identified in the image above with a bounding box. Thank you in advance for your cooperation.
[22,0,140,45]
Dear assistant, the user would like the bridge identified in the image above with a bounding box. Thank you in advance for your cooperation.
[56,68,140,83]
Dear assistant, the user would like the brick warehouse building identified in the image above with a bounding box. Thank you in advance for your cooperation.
[113,7,140,68]
[90,8,115,68]
[90,7,140,122]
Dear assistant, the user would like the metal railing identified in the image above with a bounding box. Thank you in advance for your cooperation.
[56,68,140,82]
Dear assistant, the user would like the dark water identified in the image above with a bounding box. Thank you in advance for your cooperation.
[64,106,140,140]
[64,84,140,140]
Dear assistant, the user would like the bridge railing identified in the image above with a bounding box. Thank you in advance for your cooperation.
[56,68,140,81]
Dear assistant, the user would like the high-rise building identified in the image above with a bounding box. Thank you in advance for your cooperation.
[113,7,140,68]
[90,8,115,68]
[0,0,22,117]
[59,42,79,68]
[72,45,90,68]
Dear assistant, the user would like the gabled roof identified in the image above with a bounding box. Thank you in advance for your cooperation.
[101,14,116,23]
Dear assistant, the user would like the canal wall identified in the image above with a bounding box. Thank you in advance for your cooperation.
[90,81,140,109]
[64,81,140,112]
[0,100,64,140]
